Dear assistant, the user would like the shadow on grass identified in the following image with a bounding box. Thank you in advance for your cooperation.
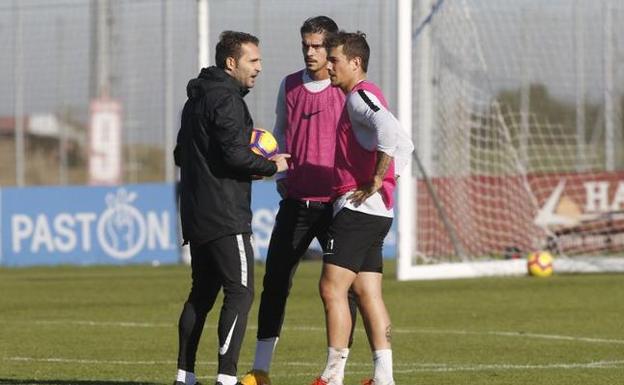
[0,380,161,385]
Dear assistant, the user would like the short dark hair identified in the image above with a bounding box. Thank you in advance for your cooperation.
[325,31,370,72]
[215,31,259,69]
[300,16,338,36]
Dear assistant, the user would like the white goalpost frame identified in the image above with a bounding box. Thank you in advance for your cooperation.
[395,0,528,281]
[398,0,491,281]
[396,0,415,281]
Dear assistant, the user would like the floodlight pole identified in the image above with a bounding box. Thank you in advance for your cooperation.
[14,0,25,187]
[96,0,111,99]
[177,0,210,266]
[197,0,210,70]
[603,0,614,171]
[163,0,175,183]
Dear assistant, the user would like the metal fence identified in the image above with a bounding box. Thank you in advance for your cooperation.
[0,0,397,187]
[2,0,622,188]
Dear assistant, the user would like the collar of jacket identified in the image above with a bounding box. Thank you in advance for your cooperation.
[199,66,249,97]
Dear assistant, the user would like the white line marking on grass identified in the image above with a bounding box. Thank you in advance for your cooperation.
[6,356,623,373]
[0,320,172,328]
[265,325,624,346]
[249,361,437,368]
[392,360,624,373]
[225,360,624,378]
[397,328,624,345]
[5,357,176,365]
[4,319,624,345]
[488,331,624,345]
[0,357,446,369]
[33,320,172,328]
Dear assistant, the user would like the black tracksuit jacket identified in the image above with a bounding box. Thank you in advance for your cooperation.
[174,66,277,245]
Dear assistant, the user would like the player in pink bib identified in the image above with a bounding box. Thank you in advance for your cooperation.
[241,17,358,385]
[309,32,413,385]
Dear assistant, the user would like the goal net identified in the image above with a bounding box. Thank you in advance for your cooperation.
[398,0,624,280]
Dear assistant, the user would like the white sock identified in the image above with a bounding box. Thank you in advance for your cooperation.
[176,369,195,385]
[216,373,237,385]
[373,349,394,385]
[321,347,349,385]
[253,337,278,372]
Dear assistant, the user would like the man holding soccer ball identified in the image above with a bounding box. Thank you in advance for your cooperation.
[173,31,289,385]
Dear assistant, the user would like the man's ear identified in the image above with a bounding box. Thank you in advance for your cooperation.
[225,56,237,71]
[352,56,362,71]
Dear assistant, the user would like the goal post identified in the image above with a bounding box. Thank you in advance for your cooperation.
[396,0,415,281]
[397,0,624,280]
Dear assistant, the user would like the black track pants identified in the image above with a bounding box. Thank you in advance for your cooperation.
[176,233,254,376]
[257,199,358,346]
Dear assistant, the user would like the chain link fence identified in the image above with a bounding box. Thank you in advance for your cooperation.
[0,0,397,187]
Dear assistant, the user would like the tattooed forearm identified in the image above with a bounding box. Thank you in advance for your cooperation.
[373,151,393,180]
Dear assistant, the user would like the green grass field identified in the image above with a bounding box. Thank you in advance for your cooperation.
[1,261,623,385]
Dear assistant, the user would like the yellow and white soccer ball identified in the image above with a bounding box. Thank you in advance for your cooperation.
[527,250,554,277]
[250,128,278,158]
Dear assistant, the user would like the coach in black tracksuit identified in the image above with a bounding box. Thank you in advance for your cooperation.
[173,31,289,385]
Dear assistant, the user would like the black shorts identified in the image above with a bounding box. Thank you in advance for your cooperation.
[323,208,393,273]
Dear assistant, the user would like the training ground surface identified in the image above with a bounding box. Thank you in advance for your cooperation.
[0,261,623,385]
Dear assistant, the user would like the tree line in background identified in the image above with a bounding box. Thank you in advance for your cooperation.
[1,85,623,186]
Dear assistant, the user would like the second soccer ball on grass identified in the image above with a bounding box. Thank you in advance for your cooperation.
[527,250,554,277]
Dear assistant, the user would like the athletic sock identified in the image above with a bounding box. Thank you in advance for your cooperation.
[321,347,349,385]
[372,349,394,385]
[176,369,195,385]
[216,373,237,385]
[253,337,278,372]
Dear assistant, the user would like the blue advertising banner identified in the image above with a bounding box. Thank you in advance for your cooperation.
[0,183,179,267]
[0,182,394,266]
[249,181,396,260]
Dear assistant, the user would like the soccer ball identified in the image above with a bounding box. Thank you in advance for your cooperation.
[250,128,278,158]
[527,250,554,277]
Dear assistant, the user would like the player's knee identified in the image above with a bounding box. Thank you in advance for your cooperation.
[262,279,291,298]
[319,278,343,304]
[240,285,255,306]
[262,265,296,291]
[187,288,216,313]
[239,290,254,312]
[354,284,380,300]
[224,285,254,312]
[348,287,361,302]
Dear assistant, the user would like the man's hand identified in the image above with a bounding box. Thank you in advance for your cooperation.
[270,153,291,173]
[276,179,288,199]
[347,176,383,207]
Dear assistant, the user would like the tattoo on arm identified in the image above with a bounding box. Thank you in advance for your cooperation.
[374,151,393,180]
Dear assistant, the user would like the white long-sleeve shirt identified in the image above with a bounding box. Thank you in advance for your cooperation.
[334,84,414,218]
